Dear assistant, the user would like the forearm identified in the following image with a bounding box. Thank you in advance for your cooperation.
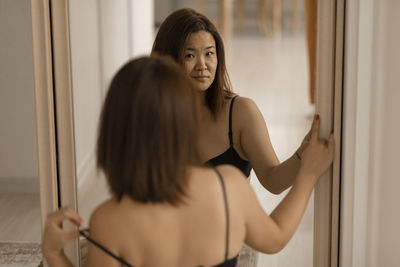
[269,170,315,246]
[259,152,301,194]
[44,251,75,267]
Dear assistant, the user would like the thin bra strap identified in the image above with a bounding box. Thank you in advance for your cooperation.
[228,95,239,146]
[79,230,133,267]
[213,167,230,261]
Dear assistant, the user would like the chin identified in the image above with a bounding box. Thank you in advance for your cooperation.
[196,86,209,92]
[193,83,209,92]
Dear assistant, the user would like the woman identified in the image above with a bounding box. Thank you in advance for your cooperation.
[43,56,334,267]
[152,8,313,265]
[152,8,309,192]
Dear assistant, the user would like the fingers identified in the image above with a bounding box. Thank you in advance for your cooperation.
[65,230,80,242]
[303,127,312,143]
[328,130,335,154]
[48,207,82,227]
[310,114,320,143]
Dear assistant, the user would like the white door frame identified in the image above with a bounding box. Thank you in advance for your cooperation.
[31,0,59,236]
[314,0,344,266]
[48,0,80,264]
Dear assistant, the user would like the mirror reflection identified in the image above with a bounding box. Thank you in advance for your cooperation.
[67,1,318,267]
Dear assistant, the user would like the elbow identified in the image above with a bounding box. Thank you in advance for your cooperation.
[259,167,286,195]
[261,239,287,254]
[269,186,285,195]
[261,180,285,195]
[269,243,285,254]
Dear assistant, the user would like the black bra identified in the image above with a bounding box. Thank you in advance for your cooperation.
[207,96,252,177]
[79,168,238,267]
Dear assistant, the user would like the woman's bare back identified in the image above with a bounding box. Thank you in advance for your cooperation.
[87,166,246,267]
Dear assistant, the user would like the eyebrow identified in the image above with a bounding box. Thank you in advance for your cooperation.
[185,45,216,51]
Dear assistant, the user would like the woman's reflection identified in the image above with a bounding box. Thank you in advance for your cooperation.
[42,56,333,267]
[151,8,315,264]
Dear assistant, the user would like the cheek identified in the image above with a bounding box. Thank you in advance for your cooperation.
[183,62,194,75]
[182,64,190,75]
[211,60,218,75]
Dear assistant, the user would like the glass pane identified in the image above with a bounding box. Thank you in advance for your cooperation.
[69,0,316,266]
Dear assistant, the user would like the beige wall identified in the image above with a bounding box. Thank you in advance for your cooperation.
[373,0,400,264]
[0,0,39,192]
[341,0,400,266]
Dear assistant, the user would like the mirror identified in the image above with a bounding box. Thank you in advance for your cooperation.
[67,1,316,266]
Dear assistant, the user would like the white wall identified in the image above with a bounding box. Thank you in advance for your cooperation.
[68,0,103,184]
[130,0,154,57]
[0,0,39,192]
[68,0,154,186]
[341,0,400,266]
[372,0,400,265]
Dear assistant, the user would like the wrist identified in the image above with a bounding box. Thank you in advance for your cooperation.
[296,144,305,156]
[44,253,63,265]
[295,168,318,186]
[295,151,302,161]
[43,246,64,260]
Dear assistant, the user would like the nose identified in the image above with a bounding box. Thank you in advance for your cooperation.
[195,56,207,71]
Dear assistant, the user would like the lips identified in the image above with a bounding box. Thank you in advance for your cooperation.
[192,76,209,82]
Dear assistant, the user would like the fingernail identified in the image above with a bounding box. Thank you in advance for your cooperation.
[315,114,320,120]
[330,129,334,134]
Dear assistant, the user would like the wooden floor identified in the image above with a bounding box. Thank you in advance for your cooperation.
[0,192,41,243]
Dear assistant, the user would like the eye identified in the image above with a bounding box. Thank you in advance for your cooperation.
[206,51,214,56]
[185,54,195,59]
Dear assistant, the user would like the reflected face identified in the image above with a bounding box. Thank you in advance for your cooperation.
[182,31,218,92]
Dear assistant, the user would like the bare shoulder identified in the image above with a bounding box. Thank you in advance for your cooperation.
[233,96,259,113]
[216,164,246,179]
[89,198,120,234]
[232,96,264,125]
[215,165,250,191]
[188,165,247,191]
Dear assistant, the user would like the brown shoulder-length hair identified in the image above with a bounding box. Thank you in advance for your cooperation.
[97,56,200,205]
[151,8,233,118]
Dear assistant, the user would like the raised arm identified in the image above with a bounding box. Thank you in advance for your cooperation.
[237,97,312,194]
[239,117,334,253]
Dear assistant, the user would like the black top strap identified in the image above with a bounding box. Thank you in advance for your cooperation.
[213,167,230,261]
[228,96,239,146]
[79,230,133,267]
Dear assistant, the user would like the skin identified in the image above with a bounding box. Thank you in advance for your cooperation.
[184,30,310,194]
[182,31,218,97]
[43,118,334,267]
[42,207,82,267]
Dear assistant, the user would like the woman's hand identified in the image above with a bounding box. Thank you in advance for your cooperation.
[42,207,82,258]
[299,115,335,182]
[297,122,312,156]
